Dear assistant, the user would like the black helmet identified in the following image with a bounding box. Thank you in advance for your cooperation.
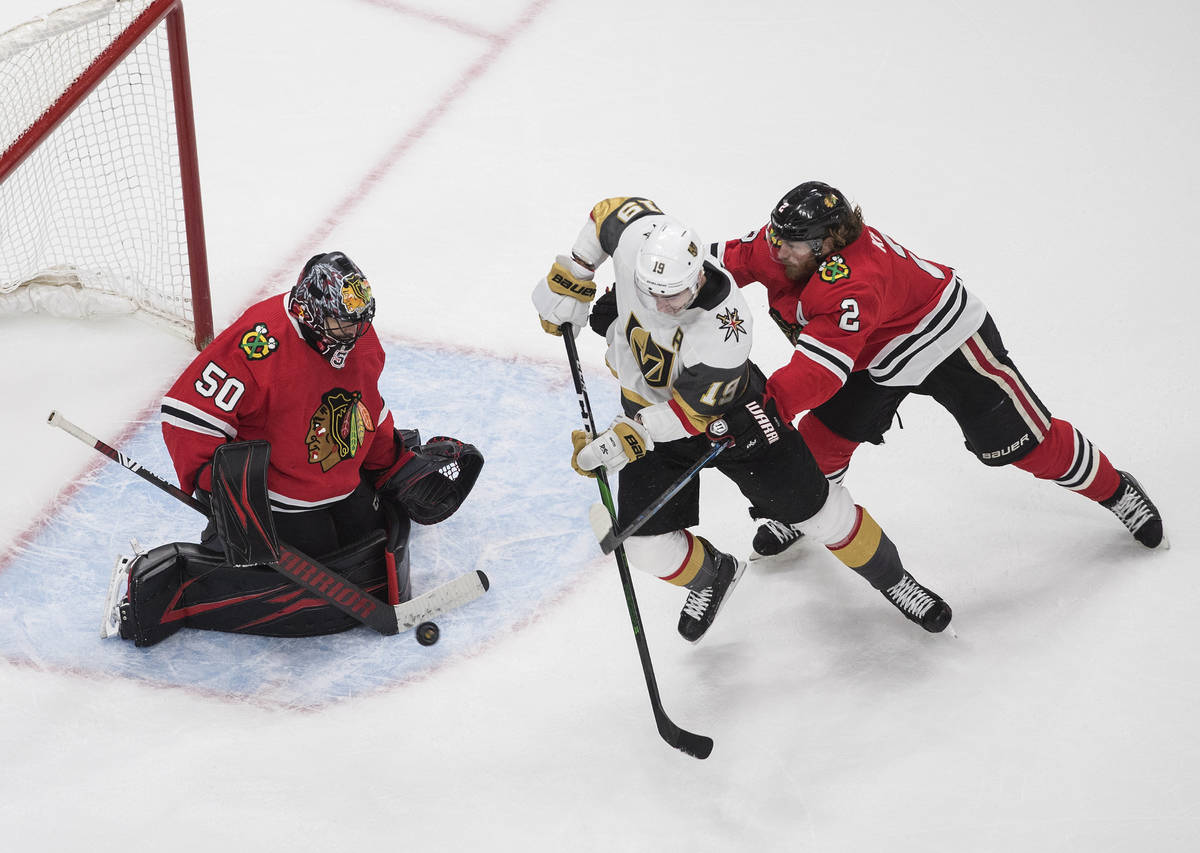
[768,181,852,250]
[288,251,375,368]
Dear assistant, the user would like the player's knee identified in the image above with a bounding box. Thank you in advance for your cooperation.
[960,402,1042,467]
[795,484,858,545]
[798,415,861,475]
[1007,418,1076,478]
[625,530,699,586]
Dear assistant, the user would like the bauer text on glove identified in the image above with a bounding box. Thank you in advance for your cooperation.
[531,254,596,337]
[573,415,653,475]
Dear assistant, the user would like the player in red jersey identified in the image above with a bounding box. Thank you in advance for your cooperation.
[161,250,407,551]
[105,252,483,646]
[715,181,1165,557]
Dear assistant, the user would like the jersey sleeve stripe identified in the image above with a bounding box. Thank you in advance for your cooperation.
[794,334,853,384]
[161,398,237,438]
[268,487,359,513]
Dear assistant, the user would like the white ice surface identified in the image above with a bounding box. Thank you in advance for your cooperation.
[1,1,1198,851]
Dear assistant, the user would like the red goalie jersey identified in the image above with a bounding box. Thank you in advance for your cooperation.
[161,293,403,512]
[715,224,987,422]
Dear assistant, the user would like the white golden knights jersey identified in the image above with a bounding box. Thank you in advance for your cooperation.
[571,197,756,443]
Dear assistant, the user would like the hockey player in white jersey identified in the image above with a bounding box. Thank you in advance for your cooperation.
[533,197,954,639]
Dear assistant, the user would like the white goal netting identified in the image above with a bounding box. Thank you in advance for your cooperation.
[0,0,205,343]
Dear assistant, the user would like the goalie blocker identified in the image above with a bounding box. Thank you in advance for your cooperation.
[110,432,484,646]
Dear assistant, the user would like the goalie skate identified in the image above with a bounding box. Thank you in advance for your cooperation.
[101,553,136,639]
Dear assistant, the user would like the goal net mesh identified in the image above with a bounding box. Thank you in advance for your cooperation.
[0,0,196,338]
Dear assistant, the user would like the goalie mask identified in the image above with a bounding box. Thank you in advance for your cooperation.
[288,251,376,368]
[379,436,484,525]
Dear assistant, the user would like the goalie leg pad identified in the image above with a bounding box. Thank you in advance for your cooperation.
[121,523,413,645]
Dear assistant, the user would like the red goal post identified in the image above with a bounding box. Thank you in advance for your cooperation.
[0,0,214,350]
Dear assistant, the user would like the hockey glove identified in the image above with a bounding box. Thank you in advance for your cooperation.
[589,286,618,338]
[572,415,653,476]
[706,398,786,459]
[531,254,596,337]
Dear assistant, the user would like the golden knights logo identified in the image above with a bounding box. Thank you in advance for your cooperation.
[305,388,375,472]
[716,307,746,342]
[625,314,676,388]
[819,254,850,284]
[239,323,278,360]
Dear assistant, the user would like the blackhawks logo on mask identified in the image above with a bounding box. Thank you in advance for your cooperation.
[305,388,375,472]
[340,273,372,315]
[819,255,850,284]
[239,323,278,360]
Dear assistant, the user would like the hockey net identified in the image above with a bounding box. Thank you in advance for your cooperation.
[0,0,213,349]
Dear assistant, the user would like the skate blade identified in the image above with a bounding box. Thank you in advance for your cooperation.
[100,555,133,639]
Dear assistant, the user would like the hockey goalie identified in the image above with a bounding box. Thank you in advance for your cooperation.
[106,251,483,646]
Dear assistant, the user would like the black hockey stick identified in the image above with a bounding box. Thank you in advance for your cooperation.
[47,411,488,635]
[560,324,713,760]
[588,437,730,555]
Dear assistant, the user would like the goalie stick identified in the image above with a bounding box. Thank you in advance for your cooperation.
[48,411,489,636]
[560,324,714,760]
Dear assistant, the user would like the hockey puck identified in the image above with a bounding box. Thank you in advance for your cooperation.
[415,621,440,646]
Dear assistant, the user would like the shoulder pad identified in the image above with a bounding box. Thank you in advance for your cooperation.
[591,196,664,255]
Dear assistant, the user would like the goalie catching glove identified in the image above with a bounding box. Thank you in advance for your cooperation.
[531,254,596,338]
[376,434,484,524]
[571,415,653,476]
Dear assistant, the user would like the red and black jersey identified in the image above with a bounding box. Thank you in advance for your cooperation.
[161,293,401,511]
[715,224,987,422]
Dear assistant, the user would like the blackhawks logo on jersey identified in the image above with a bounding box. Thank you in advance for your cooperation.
[239,323,278,360]
[716,307,747,342]
[819,254,850,284]
[305,388,375,472]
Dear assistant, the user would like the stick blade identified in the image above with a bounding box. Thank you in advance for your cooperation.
[657,716,713,759]
[588,502,619,553]
[393,570,490,632]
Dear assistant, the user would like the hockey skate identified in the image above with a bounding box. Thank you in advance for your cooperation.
[1101,471,1166,549]
[678,547,747,644]
[751,519,804,560]
[881,571,952,633]
[101,553,136,639]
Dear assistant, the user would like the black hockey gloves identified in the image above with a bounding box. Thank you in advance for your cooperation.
[707,398,786,459]
[376,436,484,524]
[589,286,618,337]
